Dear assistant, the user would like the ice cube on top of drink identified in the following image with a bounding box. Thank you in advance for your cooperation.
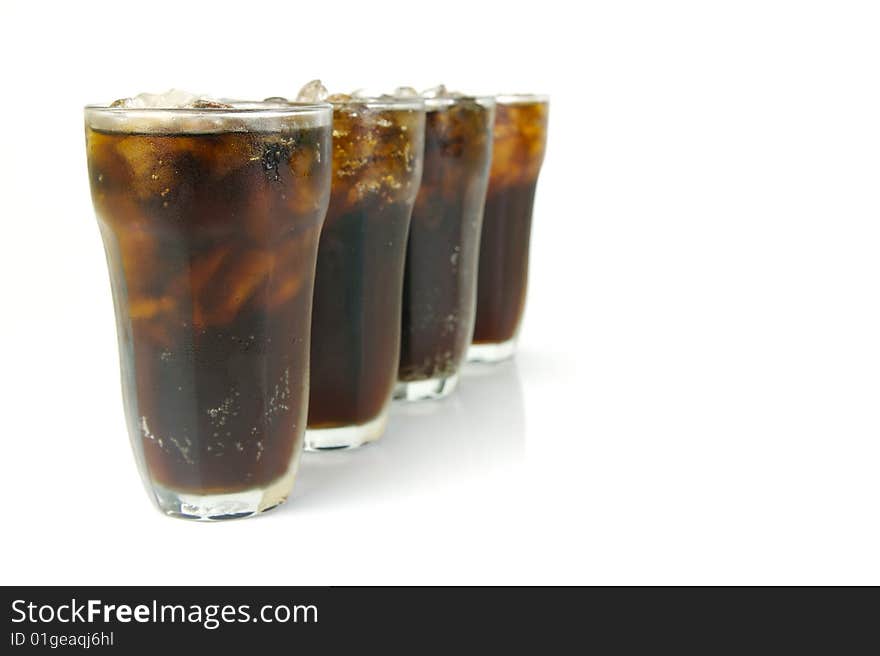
[109,89,227,109]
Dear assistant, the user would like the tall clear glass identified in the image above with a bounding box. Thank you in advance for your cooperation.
[396,96,495,400]
[305,97,425,449]
[85,102,333,519]
[469,95,549,363]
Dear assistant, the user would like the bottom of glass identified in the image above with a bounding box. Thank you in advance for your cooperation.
[152,461,299,522]
[467,338,517,364]
[393,373,459,402]
[304,409,389,451]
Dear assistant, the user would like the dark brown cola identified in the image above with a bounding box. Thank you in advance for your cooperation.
[471,97,549,362]
[397,96,495,399]
[306,98,425,448]
[85,103,332,517]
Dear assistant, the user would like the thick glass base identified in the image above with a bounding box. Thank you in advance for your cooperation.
[467,338,517,364]
[304,410,389,451]
[151,463,298,521]
[393,373,459,402]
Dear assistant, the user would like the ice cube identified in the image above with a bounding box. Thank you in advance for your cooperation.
[421,85,449,99]
[110,89,229,109]
[195,250,275,326]
[350,87,392,100]
[394,86,419,98]
[114,136,177,199]
[421,85,464,99]
[267,236,313,308]
[296,80,329,103]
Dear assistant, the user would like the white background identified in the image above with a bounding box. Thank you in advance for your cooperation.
[1,0,879,585]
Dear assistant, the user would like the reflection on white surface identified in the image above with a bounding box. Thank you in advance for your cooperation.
[288,361,525,510]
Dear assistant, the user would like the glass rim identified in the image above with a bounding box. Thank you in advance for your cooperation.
[424,95,496,110]
[84,101,334,133]
[495,93,550,105]
[323,97,425,111]
[84,100,332,117]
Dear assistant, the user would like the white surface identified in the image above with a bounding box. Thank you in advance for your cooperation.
[1,0,879,585]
